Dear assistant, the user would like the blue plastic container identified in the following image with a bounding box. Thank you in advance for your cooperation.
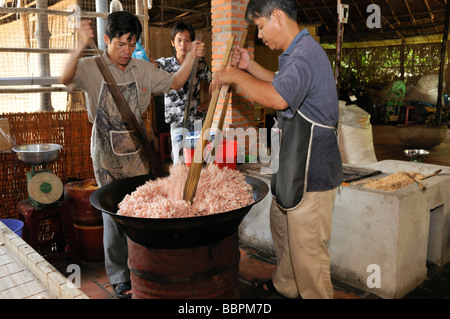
[1,219,24,238]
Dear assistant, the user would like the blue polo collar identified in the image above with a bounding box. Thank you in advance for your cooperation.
[282,29,310,56]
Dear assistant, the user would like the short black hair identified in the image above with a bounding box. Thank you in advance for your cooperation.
[170,22,195,42]
[245,0,297,23]
[105,11,142,41]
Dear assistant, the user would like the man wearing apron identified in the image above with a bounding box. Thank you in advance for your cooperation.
[213,0,343,299]
[59,11,205,298]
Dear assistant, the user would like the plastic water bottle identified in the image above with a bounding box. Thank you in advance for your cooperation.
[110,0,123,13]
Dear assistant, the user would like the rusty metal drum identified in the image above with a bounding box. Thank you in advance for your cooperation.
[127,232,240,299]
[64,178,102,226]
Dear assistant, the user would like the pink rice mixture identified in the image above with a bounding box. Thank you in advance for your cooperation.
[117,164,254,218]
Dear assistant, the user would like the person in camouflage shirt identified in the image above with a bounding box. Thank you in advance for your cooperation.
[156,22,212,165]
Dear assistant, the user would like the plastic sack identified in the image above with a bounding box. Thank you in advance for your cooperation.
[132,40,149,62]
[405,74,446,106]
[337,100,377,165]
[0,118,13,151]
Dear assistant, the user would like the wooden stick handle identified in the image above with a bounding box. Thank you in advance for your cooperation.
[182,33,203,130]
[217,29,248,133]
[183,35,236,202]
[209,29,248,160]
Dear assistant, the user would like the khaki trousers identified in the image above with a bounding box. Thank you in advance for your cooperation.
[270,188,337,299]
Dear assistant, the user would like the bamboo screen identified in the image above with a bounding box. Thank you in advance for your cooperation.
[0,0,147,114]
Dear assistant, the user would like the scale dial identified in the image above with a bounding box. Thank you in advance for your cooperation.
[27,172,63,205]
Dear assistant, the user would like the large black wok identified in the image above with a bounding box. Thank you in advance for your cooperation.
[90,174,269,249]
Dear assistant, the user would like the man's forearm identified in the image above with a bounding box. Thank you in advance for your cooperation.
[59,42,85,85]
[246,59,275,82]
[170,52,195,90]
[227,68,287,110]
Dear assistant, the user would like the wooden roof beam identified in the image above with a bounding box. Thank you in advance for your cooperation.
[349,0,366,21]
[423,0,435,22]
[402,0,416,24]
[295,0,314,24]
[384,0,401,26]
[320,0,356,34]
[306,0,330,32]
[348,0,368,41]
[152,5,209,17]
[369,0,405,40]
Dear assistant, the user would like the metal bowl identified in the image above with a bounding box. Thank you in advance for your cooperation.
[12,143,62,165]
[404,149,430,162]
[90,174,269,249]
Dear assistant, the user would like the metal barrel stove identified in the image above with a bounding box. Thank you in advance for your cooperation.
[90,173,269,299]
[128,232,240,299]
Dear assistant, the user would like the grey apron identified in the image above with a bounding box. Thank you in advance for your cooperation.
[91,79,149,187]
[271,109,337,210]
[91,77,149,284]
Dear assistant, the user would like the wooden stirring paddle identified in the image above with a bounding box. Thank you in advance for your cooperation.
[206,29,248,161]
[183,35,236,203]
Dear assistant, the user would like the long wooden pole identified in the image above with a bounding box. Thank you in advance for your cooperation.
[435,0,450,126]
[216,29,248,133]
[183,35,235,203]
[36,0,53,111]
[207,29,248,160]
[334,0,344,92]
[0,6,145,19]
[143,0,149,55]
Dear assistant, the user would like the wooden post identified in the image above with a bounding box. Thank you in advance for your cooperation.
[19,0,31,51]
[400,39,405,82]
[35,0,53,111]
[143,0,149,56]
[334,0,344,92]
[95,0,108,50]
[136,0,143,14]
[435,0,450,127]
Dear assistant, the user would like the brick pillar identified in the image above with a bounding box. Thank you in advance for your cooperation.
[211,0,259,162]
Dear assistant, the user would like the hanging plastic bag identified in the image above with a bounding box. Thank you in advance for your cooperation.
[132,40,149,62]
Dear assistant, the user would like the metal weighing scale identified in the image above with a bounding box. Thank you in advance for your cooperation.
[404,149,430,163]
[13,143,64,208]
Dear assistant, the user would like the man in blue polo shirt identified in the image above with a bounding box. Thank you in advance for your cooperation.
[212,0,343,299]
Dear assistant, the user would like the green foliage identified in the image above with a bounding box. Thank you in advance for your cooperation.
[333,43,445,86]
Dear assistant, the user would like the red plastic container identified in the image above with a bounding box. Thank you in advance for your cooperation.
[183,140,238,169]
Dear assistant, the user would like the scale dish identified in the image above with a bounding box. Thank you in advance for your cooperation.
[404,149,430,162]
[12,143,62,165]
